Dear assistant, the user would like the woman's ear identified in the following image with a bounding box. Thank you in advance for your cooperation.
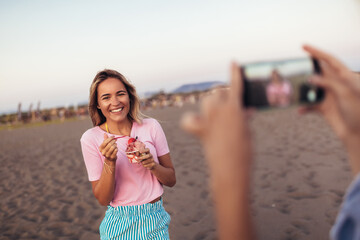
[97,105,101,109]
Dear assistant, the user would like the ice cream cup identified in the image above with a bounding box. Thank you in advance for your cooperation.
[126,150,148,163]
[126,150,141,163]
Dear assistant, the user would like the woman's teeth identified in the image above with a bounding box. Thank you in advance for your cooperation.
[111,108,123,113]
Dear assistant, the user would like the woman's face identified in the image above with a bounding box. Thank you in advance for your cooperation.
[97,77,130,125]
[271,71,281,83]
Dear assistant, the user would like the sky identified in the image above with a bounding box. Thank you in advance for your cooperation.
[0,0,359,114]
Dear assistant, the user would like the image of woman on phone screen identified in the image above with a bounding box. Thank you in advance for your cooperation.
[266,69,292,107]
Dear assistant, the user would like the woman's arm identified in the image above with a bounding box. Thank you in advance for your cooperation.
[91,134,118,206]
[91,159,116,206]
[138,152,176,187]
[181,62,256,240]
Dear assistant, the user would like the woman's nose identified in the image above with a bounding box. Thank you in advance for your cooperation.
[111,96,120,105]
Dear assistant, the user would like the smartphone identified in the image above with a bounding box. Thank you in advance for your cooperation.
[241,57,324,109]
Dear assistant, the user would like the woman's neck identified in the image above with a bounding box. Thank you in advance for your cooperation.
[105,119,132,136]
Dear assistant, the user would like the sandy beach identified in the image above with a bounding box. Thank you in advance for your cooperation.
[0,103,352,240]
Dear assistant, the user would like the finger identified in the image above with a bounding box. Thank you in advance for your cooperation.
[180,112,204,137]
[99,134,109,151]
[210,87,229,100]
[99,135,115,151]
[303,45,345,72]
[201,92,217,116]
[137,153,151,162]
[102,140,117,155]
[109,142,118,153]
[140,148,150,154]
[310,72,350,98]
[105,144,117,158]
[139,156,154,166]
[309,75,331,89]
[109,148,118,160]
[104,139,117,151]
[229,62,243,105]
[208,88,230,110]
[102,134,112,146]
[142,161,155,170]
[140,158,153,165]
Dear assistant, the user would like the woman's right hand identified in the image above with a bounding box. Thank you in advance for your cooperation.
[99,134,118,162]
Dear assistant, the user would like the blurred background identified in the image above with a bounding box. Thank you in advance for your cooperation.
[1,1,359,239]
[0,0,359,116]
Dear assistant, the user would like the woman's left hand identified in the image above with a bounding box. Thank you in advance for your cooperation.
[137,148,156,170]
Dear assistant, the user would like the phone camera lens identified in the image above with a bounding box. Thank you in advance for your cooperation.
[307,89,317,102]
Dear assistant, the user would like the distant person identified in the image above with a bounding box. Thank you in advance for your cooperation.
[80,69,176,239]
[181,45,360,240]
[266,69,292,107]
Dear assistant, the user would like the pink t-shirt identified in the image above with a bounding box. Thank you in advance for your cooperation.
[80,118,170,207]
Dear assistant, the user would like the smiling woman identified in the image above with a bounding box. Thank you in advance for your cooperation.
[80,69,176,240]
[97,78,131,127]
[88,70,142,127]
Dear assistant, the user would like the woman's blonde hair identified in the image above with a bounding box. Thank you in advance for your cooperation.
[88,69,143,126]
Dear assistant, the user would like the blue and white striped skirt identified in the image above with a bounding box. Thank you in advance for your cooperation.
[99,199,171,240]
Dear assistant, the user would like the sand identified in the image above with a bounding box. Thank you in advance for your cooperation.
[0,104,352,240]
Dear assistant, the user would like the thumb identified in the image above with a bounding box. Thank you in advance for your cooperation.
[104,133,109,140]
[309,75,330,89]
[180,112,205,138]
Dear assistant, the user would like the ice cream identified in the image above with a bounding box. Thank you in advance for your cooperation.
[125,137,146,163]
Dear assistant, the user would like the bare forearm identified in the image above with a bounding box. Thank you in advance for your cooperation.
[207,144,256,240]
[212,168,255,240]
[93,160,116,206]
[151,163,176,187]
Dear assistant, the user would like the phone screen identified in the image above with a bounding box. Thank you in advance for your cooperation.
[241,58,324,109]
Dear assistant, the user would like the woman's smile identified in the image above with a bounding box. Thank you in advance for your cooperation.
[110,107,124,113]
[97,77,131,124]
